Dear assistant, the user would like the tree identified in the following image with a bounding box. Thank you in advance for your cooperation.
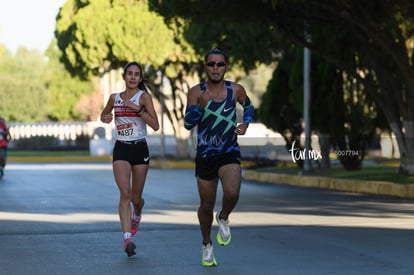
[275,1,414,174]
[0,48,49,122]
[149,0,414,175]
[148,0,278,71]
[55,0,191,78]
[0,43,101,123]
[55,0,202,157]
[260,47,304,168]
[44,41,96,121]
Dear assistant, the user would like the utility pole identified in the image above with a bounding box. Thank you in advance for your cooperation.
[303,27,312,173]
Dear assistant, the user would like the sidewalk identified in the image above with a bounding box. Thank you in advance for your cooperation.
[8,156,414,199]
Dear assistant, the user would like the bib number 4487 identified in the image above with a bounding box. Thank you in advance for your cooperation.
[118,128,134,137]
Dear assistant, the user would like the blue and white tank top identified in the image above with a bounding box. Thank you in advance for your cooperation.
[196,80,239,158]
[114,90,147,141]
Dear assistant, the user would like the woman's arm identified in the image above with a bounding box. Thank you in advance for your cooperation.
[100,94,115,124]
[138,93,160,131]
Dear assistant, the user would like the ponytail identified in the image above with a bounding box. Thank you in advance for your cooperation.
[139,78,155,94]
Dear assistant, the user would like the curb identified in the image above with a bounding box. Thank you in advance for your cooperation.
[244,170,414,199]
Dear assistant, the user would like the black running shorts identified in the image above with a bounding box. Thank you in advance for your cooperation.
[113,139,150,165]
[195,151,241,180]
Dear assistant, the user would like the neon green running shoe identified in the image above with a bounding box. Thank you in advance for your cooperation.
[216,212,232,246]
[201,243,217,267]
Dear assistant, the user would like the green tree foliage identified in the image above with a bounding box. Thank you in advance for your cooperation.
[0,48,49,122]
[260,48,304,167]
[44,41,95,121]
[334,73,378,170]
[262,44,379,170]
[149,0,278,71]
[150,0,414,174]
[0,42,96,123]
[55,0,190,78]
[267,0,414,174]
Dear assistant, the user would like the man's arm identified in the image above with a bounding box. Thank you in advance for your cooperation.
[233,83,254,135]
[184,85,204,130]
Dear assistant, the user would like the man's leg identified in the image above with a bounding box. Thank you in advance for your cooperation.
[197,177,219,244]
[215,163,241,246]
[218,163,241,220]
[197,176,219,266]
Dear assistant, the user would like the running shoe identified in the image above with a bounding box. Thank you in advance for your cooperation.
[131,214,141,237]
[123,238,136,257]
[216,212,232,246]
[201,243,217,267]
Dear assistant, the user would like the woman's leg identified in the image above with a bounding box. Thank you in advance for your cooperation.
[131,164,149,216]
[113,160,133,234]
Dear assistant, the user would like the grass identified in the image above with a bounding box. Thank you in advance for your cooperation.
[255,162,414,184]
[9,150,90,157]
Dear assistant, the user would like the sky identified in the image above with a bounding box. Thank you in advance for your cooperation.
[0,0,66,54]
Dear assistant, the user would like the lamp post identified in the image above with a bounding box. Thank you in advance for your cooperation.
[303,29,312,173]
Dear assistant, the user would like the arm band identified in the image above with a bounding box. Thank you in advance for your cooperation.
[184,104,204,130]
[242,96,254,124]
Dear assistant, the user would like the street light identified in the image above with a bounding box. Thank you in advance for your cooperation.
[303,28,312,173]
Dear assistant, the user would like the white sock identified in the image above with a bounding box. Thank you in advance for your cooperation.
[123,232,132,240]
[133,214,141,220]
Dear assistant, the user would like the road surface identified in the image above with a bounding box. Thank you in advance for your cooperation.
[1,163,414,274]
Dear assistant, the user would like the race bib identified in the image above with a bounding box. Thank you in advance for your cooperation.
[116,122,140,140]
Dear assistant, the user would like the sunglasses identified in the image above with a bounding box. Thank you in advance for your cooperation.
[205,61,226,68]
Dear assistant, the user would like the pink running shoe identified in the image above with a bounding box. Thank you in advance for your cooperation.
[131,215,141,237]
[123,238,136,257]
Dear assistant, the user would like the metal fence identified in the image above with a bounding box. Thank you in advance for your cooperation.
[7,122,115,146]
[5,122,398,159]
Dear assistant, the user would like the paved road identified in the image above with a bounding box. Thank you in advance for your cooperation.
[1,163,414,275]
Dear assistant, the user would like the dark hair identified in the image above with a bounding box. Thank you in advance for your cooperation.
[123,61,142,76]
[122,61,155,93]
[204,47,228,62]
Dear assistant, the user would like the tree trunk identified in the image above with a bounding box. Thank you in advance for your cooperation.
[317,132,331,168]
[390,121,414,175]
